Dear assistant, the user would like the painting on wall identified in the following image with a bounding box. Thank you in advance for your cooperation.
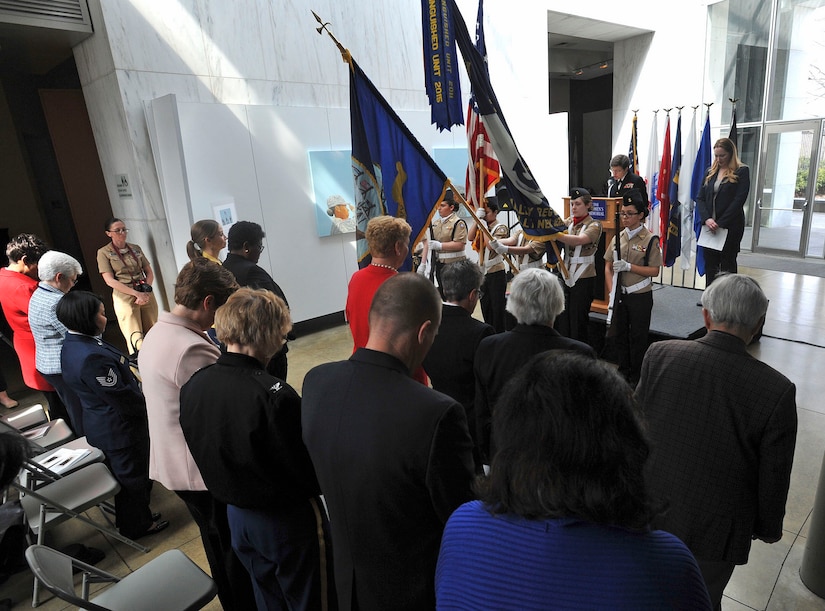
[308,150,357,237]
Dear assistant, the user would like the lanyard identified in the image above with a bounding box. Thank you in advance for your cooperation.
[110,242,144,283]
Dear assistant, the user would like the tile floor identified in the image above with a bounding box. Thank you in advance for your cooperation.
[3,265,825,610]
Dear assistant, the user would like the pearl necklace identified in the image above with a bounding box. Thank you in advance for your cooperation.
[370,263,396,271]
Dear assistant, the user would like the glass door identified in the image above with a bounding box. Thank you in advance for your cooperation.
[753,121,823,255]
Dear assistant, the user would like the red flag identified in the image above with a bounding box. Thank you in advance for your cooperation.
[465,100,500,209]
[657,116,672,246]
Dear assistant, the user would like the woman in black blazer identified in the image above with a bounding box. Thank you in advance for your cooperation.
[697,137,751,285]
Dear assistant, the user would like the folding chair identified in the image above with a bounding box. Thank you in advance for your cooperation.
[25,544,217,611]
[12,462,150,605]
[0,404,75,451]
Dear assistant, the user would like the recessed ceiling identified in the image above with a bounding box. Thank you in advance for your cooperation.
[546,11,652,81]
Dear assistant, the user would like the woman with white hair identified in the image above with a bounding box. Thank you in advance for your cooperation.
[29,250,85,434]
[473,268,596,464]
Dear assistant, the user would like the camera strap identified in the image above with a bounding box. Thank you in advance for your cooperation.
[109,242,145,284]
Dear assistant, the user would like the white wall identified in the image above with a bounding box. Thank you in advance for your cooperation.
[75,0,711,320]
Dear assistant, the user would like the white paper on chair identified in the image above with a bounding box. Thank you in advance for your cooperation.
[22,424,50,441]
[35,448,91,474]
[697,226,728,251]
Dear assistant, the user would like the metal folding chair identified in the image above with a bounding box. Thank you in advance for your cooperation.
[25,544,217,611]
[12,462,150,605]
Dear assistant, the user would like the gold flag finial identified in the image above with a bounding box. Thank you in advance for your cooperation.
[311,10,350,63]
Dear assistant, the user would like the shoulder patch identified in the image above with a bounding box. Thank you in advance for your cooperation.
[268,382,283,393]
[96,368,118,387]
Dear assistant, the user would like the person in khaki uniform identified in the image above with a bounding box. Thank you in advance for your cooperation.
[469,196,510,333]
[428,189,467,293]
[554,187,602,345]
[97,217,158,353]
[603,189,661,385]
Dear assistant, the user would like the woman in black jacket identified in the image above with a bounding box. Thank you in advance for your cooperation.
[697,137,751,286]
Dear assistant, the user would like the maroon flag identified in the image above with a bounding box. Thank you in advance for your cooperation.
[657,116,672,245]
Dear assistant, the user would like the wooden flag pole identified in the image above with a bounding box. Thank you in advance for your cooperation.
[446,179,522,275]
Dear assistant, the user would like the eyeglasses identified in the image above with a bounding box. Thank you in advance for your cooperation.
[255,243,265,253]
[108,228,129,234]
[619,212,641,217]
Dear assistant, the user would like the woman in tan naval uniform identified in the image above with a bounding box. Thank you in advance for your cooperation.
[97,217,158,353]
[552,187,602,344]
[468,196,510,333]
[603,189,661,385]
[428,189,468,294]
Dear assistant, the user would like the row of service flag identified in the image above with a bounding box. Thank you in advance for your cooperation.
[348,0,567,270]
[635,106,738,276]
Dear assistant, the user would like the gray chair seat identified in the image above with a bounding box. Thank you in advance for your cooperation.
[19,462,120,534]
[25,545,217,611]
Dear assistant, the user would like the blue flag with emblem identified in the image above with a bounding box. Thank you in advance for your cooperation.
[691,112,712,276]
[349,57,448,269]
[421,0,464,131]
[449,0,566,244]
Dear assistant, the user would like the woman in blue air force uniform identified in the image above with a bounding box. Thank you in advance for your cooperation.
[57,290,167,540]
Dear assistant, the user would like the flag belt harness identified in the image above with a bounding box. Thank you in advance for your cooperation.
[484,254,503,270]
[438,251,466,261]
[565,255,595,265]
[621,278,652,294]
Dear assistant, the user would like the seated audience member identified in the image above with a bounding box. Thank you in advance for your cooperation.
[437,352,711,610]
[422,260,493,470]
[138,259,253,611]
[0,234,72,426]
[474,267,594,463]
[56,291,167,539]
[180,288,335,611]
[222,220,291,381]
[303,273,475,610]
[28,250,85,435]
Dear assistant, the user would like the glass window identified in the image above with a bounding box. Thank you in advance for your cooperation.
[768,1,825,120]
[707,0,771,126]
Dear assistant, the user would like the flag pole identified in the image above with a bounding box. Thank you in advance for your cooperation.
[312,11,350,63]
[446,179,523,274]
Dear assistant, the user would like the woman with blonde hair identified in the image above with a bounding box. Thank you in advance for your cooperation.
[180,288,335,610]
[697,137,751,285]
[186,219,226,263]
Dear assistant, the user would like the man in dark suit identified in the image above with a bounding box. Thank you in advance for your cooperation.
[608,153,649,207]
[474,268,595,464]
[422,260,493,471]
[302,273,475,611]
[635,273,797,610]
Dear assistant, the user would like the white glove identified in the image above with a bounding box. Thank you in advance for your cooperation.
[429,240,443,252]
[416,259,430,276]
[613,259,632,273]
[475,208,487,219]
[490,239,509,255]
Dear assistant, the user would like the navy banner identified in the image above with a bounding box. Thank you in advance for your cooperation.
[450,0,566,242]
[421,0,464,131]
[349,58,449,269]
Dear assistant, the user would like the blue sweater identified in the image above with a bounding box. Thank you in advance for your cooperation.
[436,501,710,610]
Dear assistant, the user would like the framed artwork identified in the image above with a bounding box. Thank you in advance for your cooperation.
[308,150,356,237]
[212,200,237,234]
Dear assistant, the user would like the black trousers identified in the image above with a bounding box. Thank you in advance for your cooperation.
[703,228,741,286]
[40,372,84,437]
[696,557,736,610]
[481,270,507,334]
[105,437,152,538]
[175,490,256,611]
[614,291,653,386]
[555,276,594,345]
